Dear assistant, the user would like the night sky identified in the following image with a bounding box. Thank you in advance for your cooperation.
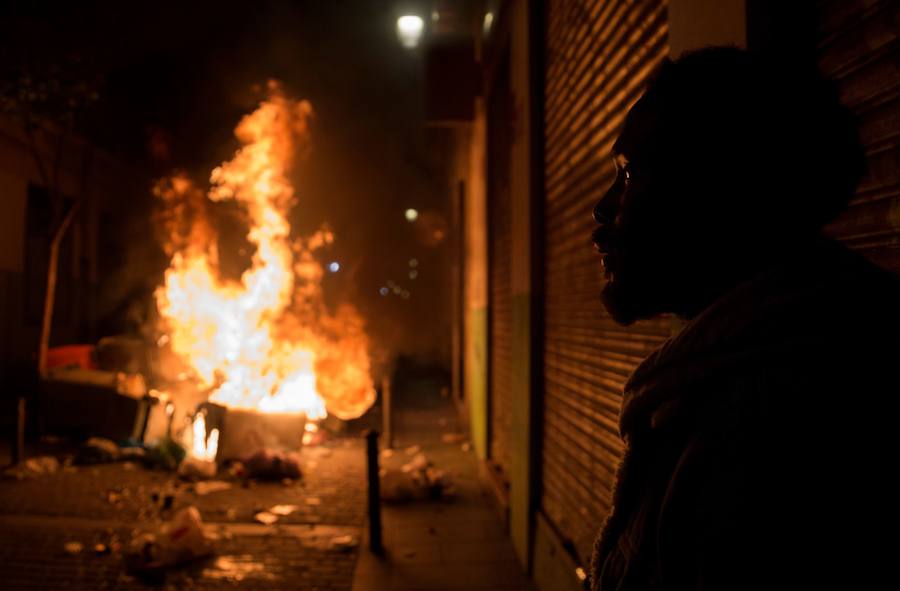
[1,0,451,368]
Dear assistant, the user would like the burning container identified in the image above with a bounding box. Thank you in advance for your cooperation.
[149,82,376,453]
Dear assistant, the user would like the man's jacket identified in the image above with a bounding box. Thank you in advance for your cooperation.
[591,238,899,590]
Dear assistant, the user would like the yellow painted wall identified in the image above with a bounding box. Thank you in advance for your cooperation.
[465,97,489,459]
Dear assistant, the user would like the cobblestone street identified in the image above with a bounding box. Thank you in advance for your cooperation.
[0,440,367,590]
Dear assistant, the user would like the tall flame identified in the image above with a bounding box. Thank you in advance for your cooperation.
[190,412,219,461]
[154,82,375,421]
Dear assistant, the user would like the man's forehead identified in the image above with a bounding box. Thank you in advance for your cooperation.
[613,93,664,159]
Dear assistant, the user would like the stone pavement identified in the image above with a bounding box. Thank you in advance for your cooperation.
[352,387,532,591]
[0,439,367,590]
[0,378,532,591]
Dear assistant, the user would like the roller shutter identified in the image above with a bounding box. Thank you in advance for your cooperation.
[818,0,900,271]
[541,0,670,563]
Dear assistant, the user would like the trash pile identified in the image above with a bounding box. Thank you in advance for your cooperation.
[124,506,217,582]
[2,455,60,480]
[236,448,302,481]
[379,445,455,503]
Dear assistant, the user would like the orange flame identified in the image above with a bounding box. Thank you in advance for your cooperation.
[154,82,375,421]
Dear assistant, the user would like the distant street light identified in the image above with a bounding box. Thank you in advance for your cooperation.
[483,11,495,35]
[397,15,425,48]
[405,208,419,222]
[328,261,340,273]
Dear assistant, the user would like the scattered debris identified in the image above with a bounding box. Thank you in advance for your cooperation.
[380,449,394,459]
[149,488,178,512]
[64,541,84,555]
[461,442,471,452]
[226,461,246,479]
[119,446,147,463]
[381,450,455,503]
[194,481,232,496]
[75,437,120,465]
[124,506,216,578]
[441,433,466,444]
[331,534,358,551]
[437,417,448,427]
[302,428,329,447]
[254,511,279,525]
[402,453,428,473]
[146,437,186,471]
[405,445,421,455]
[3,456,60,480]
[242,449,301,480]
[106,488,125,505]
[304,497,322,506]
[380,468,420,502]
[178,457,217,480]
[269,504,299,516]
[310,447,332,459]
[203,555,271,583]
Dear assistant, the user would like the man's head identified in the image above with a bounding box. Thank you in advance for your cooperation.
[592,47,865,325]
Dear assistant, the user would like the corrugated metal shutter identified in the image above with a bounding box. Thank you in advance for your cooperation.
[541,0,670,563]
[817,0,900,272]
[488,54,513,481]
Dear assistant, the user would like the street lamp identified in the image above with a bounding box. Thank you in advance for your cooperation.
[397,15,425,48]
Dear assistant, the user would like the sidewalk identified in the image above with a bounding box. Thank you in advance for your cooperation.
[352,380,531,591]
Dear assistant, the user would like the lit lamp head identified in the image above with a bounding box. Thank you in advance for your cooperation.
[397,15,425,48]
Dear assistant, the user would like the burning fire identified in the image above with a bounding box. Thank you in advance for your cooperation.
[153,81,375,424]
[190,412,219,462]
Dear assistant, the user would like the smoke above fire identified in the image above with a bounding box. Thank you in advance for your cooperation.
[153,81,375,421]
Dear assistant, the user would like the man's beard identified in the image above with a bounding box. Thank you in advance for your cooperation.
[600,273,662,326]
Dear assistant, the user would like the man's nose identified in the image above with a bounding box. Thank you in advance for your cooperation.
[593,180,621,225]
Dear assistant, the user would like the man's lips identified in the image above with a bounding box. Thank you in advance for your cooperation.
[592,226,617,280]
[592,225,611,255]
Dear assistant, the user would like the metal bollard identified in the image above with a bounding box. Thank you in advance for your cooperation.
[364,429,384,554]
[381,376,393,450]
[14,397,25,465]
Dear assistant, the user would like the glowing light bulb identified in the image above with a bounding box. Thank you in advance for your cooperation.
[328,261,340,273]
[397,15,425,48]
[483,12,495,35]
[405,208,419,222]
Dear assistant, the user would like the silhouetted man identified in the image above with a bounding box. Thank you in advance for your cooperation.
[590,47,899,590]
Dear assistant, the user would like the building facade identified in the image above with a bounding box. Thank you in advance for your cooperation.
[0,115,147,422]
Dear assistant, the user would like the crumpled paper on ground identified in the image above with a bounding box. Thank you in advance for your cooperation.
[124,506,217,577]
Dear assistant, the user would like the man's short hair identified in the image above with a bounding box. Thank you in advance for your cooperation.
[640,46,865,230]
